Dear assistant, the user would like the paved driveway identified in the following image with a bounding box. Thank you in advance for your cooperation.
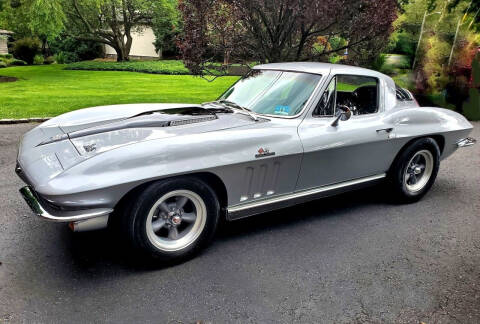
[1,123,479,323]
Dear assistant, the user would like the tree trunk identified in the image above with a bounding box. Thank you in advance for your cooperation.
[223,50,230,66]
[116,46,129,62]
[113,34,131,62]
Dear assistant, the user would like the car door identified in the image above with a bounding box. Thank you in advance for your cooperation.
[296,74,399,191]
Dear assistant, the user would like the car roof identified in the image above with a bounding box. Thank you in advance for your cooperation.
[253,62,385,78]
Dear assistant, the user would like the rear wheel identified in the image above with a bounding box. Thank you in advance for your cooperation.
[122,177,220,262]
[388,138,440,203]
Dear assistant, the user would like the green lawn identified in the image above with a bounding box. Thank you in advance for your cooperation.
[0,65,238,119]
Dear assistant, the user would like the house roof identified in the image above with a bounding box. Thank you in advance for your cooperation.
[0,29,14,35]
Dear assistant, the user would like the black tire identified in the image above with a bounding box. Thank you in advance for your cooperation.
[388,137,440,203]
[121,176,220,263]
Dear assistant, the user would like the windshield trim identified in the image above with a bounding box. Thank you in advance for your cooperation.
[216,69,324,119]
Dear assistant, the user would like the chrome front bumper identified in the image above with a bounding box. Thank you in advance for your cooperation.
[457,137,477,148]
[19,186,113,223]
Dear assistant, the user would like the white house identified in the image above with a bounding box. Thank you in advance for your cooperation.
[105,27,159,59]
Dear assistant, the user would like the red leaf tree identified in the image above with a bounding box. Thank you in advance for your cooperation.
[178,0,397,75]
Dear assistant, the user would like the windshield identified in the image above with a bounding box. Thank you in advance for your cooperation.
[219,70,322,117]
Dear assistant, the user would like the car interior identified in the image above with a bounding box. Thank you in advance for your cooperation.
[314,75,379,117]
[336,85,378,115]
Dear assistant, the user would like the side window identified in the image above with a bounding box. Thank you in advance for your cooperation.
[336,75,379,115]
[313,77,336,116]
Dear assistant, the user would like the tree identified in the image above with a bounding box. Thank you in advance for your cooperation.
[463,51,480,120]
[63,0,157,61]
[178,0,398,75]
[0,0,65,41]
[151,0,180,58]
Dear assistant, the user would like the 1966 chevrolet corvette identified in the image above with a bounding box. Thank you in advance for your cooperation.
[16,62,476,261]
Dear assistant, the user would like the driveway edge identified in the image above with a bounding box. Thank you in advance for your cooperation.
[0,118,51,124]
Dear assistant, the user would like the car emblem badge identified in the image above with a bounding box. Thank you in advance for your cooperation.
[83,143,97,153]
[255,147,275,158]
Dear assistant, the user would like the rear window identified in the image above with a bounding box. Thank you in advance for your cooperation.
[396,86,413,101]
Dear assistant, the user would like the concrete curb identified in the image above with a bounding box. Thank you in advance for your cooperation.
[0,118,51,125]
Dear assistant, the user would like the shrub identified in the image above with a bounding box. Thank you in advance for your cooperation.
[0,61,7,68]
[0,54,13,59]
[66,60,190,75]
[370,53,387,72]
[33,54,44,65]
[54,51,78,64]
[44,56,55,65]
[12,38,41,64]
[54,52,66,64]
[10,59,27,66]
[49,36,104,62]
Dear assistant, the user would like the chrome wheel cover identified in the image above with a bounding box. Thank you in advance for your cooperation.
[404,150,434,193]
[146,190,207,252]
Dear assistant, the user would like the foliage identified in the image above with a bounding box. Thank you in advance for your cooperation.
[448,0,480,31]
[62,0,162,61]
[0,0,65,40]
[0,61,7,68]
[178,0,398,75]
[387,31,416,57]
[48,35,104,62]
[463,52,480,120]
[10,59,27,65]
[370,54,388,72]
[0,64,238,118]
[44,56,55,64]
[0,54,13,59]
[151,0,181,57]
[54,51,67,64]
[66,60,190,74]
[33,54,44,65]
[392,0,480,119]
[12,37,41,64]
[1,0,180,61]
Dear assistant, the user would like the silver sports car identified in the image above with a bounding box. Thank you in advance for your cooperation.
[16,62,476,261]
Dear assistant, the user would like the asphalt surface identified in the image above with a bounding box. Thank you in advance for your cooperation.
[0,123,479,323]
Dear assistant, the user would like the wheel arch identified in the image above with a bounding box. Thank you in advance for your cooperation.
[388,135,444,174]
[111,172,229,222]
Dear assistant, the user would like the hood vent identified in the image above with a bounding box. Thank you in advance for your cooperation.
[170,115,216,126]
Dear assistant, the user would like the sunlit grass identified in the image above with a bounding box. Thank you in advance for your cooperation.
[0,65,238,119]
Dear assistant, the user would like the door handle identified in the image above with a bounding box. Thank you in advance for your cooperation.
[376,128,394,134]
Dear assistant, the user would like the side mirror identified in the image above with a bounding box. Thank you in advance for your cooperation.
[331,105,352,127]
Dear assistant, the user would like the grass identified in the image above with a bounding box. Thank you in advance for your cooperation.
[0,65,239,119]
[66,60,190,75]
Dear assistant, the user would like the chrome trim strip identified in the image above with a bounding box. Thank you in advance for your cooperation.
[457,137,476,148]
[228,173,386,213]
[19,186,113,222]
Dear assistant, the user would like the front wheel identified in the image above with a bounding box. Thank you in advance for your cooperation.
[122,177,220,262]
[388,138,440,203]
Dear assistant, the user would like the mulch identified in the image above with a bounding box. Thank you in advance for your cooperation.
[0,76,18,83]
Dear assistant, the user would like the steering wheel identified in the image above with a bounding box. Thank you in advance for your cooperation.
[336,101,357,117]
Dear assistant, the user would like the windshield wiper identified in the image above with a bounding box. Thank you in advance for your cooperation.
[218,100,259,121]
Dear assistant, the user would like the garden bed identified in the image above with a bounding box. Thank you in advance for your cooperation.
[0,76,18,83]
[65,60,251,76]
[66,60,191,75]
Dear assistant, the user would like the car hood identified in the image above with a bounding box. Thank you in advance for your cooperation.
[18,103,261,183]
